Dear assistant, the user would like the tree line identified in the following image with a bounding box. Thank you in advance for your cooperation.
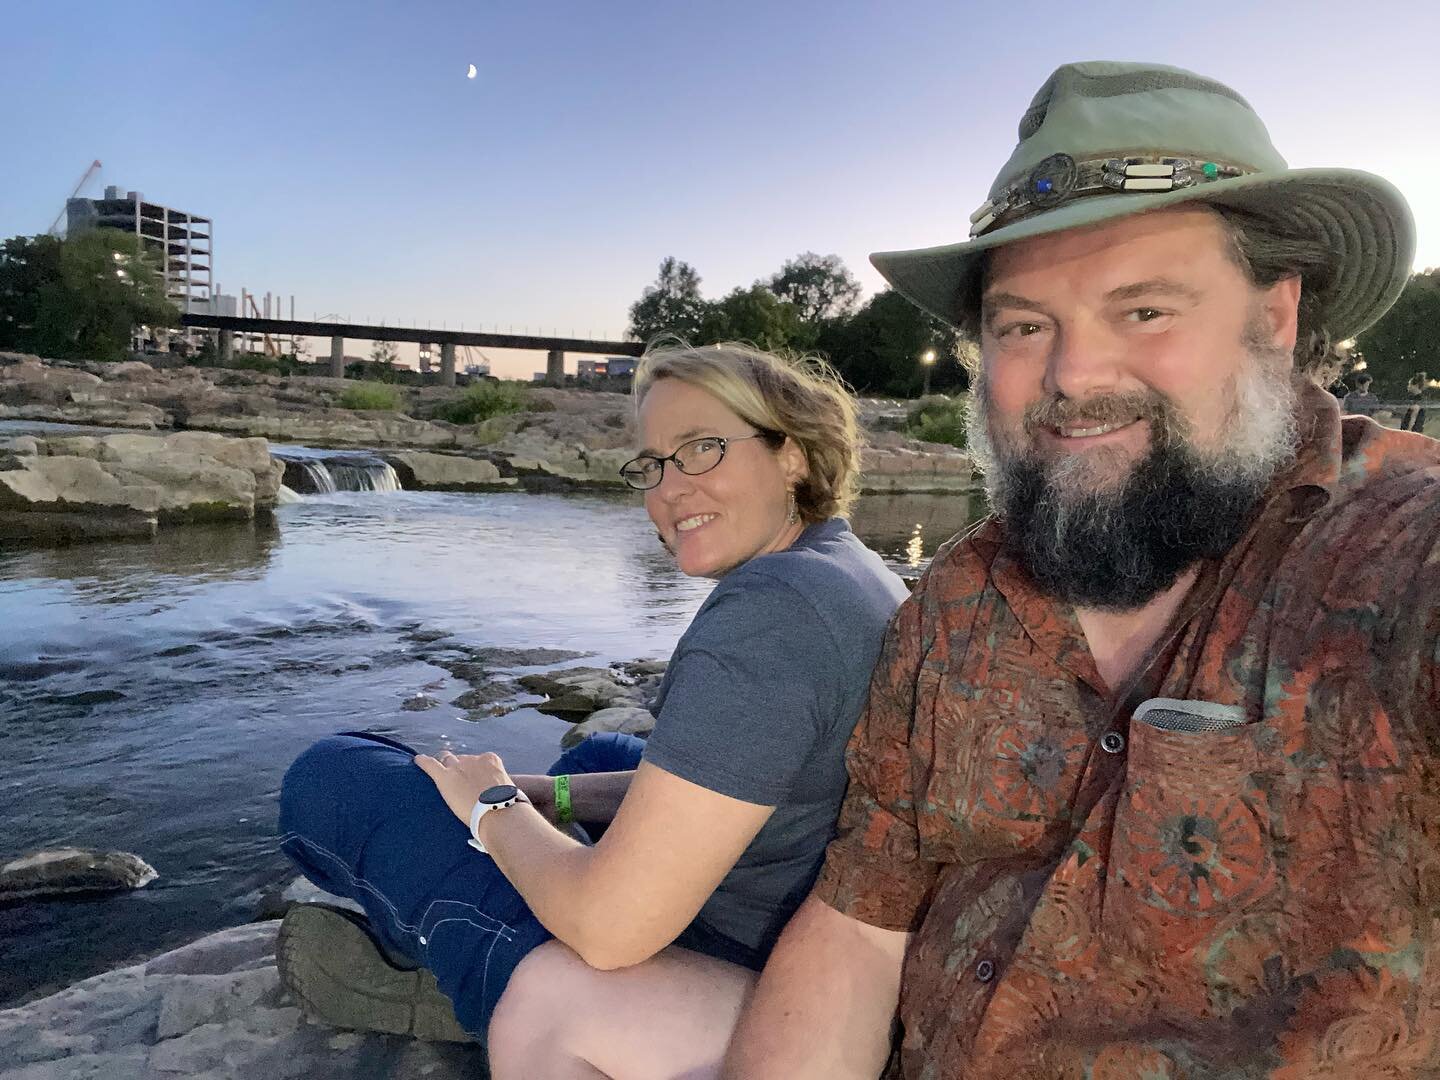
[1354,269,1440,398]
[627,254,970,397]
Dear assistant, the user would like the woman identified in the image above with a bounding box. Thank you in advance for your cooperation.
[276,342,908,1078]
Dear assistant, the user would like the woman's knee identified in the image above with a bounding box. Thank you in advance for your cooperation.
[487,942,586,1062]
[278,734,410,838]
[548,732,646,776]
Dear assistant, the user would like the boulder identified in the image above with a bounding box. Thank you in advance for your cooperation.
[560,706,657,749]
[0,849,158,903]
[384,452,516,491]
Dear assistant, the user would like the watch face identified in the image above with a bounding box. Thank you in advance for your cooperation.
[478,784,518,805]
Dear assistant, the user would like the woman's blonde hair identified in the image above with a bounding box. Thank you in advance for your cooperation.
[632,341,861,523]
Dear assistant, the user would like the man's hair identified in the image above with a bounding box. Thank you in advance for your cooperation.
[1213,205,1339,383]
[632,341,861,522]
[1354,373,1373,388]
[956,205,1340,382]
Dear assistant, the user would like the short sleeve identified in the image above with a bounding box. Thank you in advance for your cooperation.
[642,576,840,806]
[814,583,938,932]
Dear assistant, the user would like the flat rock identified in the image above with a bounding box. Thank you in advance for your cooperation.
[384,451,516,491]
[0,922,488,1079]
[0,430,284,543]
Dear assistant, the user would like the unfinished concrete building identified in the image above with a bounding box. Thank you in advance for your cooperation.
[66,185,213,314]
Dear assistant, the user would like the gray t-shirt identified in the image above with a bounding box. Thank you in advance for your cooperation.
[642,517,909,965]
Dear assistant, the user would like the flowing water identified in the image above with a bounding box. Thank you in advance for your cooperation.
[0,472,981,1006]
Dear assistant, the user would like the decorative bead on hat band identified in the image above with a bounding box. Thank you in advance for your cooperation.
[968,152,1255,238]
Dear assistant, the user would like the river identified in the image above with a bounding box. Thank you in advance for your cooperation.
[0,483,980,1006]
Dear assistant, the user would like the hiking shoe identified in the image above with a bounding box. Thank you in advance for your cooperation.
[276,903,474,1043]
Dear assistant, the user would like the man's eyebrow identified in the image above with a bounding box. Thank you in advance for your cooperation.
[1104,278,1203,304]
[639,427,713,456]
[980,291,1046,329]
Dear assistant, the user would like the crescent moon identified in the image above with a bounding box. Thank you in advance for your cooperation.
[467,64,477,79]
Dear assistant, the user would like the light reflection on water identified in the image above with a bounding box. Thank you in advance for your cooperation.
[0,487,980,1005]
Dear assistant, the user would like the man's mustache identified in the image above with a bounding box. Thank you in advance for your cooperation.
[1022,391,1172,436]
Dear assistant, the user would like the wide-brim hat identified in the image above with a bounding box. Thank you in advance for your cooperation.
[871,61,1415,342]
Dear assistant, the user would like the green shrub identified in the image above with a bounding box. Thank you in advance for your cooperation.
[905,394,969,449]
[435,381,530,425]
[339,381,404,411]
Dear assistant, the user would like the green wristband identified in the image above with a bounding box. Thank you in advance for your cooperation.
[554,774,574,826]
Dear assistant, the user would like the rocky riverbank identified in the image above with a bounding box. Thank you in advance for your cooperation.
[0,353,976,542]
[0,642,671,1076]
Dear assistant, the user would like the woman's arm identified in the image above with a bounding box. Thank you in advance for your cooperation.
[416,752,772,970]
[512,770,634,827]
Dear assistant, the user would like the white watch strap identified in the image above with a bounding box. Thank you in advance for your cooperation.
[467,790,529,854]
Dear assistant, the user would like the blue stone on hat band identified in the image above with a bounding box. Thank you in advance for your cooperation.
[1027,153,1077,207]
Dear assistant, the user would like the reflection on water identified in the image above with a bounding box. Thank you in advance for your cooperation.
[0,487,982,1005]
[848,491,985,568]
[3,519,281,603]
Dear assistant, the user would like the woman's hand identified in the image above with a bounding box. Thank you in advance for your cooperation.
[414,750,514,827]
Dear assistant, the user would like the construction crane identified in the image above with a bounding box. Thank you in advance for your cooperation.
[48,160,103,236]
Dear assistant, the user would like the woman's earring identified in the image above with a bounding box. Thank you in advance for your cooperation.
[787,489,799,525]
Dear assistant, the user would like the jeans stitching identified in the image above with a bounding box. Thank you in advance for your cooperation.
[278,831,517,943]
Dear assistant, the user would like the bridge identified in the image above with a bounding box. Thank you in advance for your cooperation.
[179,313,643,385]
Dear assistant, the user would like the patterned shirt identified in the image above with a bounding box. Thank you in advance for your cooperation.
[815,384,1440,1079]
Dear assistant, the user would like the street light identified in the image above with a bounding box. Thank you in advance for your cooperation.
[920,349,937,397]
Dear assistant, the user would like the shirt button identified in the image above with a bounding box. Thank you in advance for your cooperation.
[1100,732,1126,754]
[975,959,996,983]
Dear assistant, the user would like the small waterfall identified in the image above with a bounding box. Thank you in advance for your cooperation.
[327,461,401,493]
[288,459,337,495]
[271,448,402,495]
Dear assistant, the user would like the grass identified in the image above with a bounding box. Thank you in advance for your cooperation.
[339,381,404,411]
[434,381,530,425]
[905,394,969,449]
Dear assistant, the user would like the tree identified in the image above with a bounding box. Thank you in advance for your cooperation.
[0,230,176,360]
[695,286,808,352]
[1355,270,1440,397]
[816,289,965,397]
[627,257,712,344]
[370,339,400,367]
[765,252,862,324]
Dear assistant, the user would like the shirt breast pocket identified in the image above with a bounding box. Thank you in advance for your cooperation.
[1107,702,1276,949]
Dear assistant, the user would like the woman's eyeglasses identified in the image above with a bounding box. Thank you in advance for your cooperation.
[618,433,770,491]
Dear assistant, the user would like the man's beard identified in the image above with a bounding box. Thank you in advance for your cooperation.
[966,330,1300,611]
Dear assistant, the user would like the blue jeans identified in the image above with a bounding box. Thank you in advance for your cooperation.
[277,730,646,1036]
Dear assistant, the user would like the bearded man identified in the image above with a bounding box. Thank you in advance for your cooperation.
[725,61,1438,1078]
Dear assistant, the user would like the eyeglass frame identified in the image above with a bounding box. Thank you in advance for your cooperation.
[618,431,782,491]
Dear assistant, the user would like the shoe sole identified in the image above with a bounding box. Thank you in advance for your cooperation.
[276,903,474,1043]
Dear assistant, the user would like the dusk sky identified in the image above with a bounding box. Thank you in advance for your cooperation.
[5,0,1437,378]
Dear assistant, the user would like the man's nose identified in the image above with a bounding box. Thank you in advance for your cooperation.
[1042,318,1125,401]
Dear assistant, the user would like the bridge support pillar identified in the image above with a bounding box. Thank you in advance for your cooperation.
[441,343,457,387]
[330,336,345,378]
[546,349,564,385]
[218,330,234,363]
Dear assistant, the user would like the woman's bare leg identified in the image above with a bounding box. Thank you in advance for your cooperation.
[487,939,756,1080]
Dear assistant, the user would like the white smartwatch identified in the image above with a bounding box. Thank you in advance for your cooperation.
[467,784,530,853]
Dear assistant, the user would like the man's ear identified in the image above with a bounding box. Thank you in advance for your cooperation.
[1259,274,1302,355]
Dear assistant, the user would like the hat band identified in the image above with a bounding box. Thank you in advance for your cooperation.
[969,152,1257,238]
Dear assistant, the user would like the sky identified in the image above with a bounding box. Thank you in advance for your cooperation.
[5,0,1438,379]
